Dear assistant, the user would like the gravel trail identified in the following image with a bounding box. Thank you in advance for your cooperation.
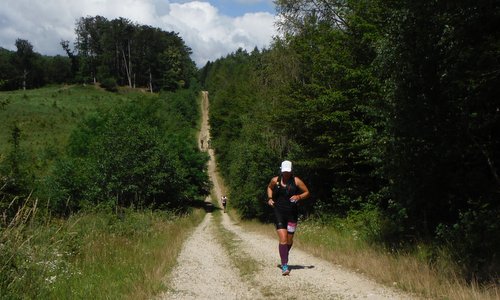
[159,91,415,299]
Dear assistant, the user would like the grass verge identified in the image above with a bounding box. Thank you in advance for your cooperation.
[1,205,205,299]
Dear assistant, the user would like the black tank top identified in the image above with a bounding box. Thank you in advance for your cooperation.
[273,175,299,209]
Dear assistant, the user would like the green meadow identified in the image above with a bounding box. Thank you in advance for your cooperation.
[0,85,153,177]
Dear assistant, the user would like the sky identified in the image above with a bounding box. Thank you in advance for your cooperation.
[0,0,278,67]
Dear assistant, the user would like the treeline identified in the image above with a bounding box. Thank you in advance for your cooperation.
[0,43,73,90]
[0,16,196,92]
[200,0,499,281]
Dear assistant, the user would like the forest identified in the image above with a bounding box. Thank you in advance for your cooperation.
[201,0,499,282]
[0,0,498,289]
[0,16,196,92]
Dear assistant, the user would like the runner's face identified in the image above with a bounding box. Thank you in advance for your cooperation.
[282,171,292,180]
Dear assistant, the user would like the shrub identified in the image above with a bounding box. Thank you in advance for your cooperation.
[47,96,209,214]
[99,77,118,92]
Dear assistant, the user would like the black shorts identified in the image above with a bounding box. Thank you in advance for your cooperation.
[273,206,298,233]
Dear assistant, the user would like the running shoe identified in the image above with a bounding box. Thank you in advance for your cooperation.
[281,264,290,276]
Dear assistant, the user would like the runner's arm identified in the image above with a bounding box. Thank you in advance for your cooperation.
[290,177,310,202]
[267,177,278,206]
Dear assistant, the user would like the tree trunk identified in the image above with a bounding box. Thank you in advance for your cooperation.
[149,68,153,93]
[122,42,132,88]
[22,69,27,90]
[128,41,132,87]
[122,49,132,88]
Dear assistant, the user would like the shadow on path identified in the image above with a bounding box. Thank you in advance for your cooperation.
[276,264,315,270]
[188,200,221,213]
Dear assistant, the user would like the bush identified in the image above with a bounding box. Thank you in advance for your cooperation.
[47,95,209,214]
[436,203,500,281]
[99,77,118,92]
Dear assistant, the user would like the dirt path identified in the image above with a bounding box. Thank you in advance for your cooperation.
[159,91,415,299]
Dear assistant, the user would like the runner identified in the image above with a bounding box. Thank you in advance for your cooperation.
[221,195,227,213]
[266,160,310,275]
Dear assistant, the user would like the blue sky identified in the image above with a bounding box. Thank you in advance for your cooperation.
[0,0,278,67]
[201,0,275,16]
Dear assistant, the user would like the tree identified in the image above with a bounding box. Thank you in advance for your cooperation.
[44,55,72,84]
[14,39,36,90]
[61,40,79,79]
[0,47,16,90]
[71,16,196,91]
[271,0,387,214]
[75,16,108,84]
[380,0,500,279]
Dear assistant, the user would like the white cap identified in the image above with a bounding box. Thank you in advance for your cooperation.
[281,160,292,172]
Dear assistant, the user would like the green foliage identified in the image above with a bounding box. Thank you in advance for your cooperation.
[0,17,195,92]
[48,94,209,214]
[0,84,209,297]
[42,55,73,84]
[99,77,118,92]
[0,85,136,182]
[201,48,284,221]
[0,48,18,90]
[202,0,499,281]
[0,125,35,221]
[436,202,500,281]
[379,0,500,278]
[0,84,208,216]
[73,16,196,91]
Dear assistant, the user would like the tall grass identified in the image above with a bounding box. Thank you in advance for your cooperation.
[0,198,205,299]
[237,217,499,299]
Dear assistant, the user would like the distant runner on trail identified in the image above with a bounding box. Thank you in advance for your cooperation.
[221,195,227,213]
[266,160,310,275]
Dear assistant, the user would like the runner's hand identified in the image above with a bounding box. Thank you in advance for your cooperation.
[268,199,275,207]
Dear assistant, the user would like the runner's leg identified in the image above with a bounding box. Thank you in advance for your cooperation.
[277,229,289,267]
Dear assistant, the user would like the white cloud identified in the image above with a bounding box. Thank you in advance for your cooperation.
[161,2,276,65]
[0,0,277,67]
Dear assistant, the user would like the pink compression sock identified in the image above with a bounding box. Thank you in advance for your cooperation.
[279,244,289,266]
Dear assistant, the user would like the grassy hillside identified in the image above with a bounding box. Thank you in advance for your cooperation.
[0,85,154,177]
[0,85,208,299]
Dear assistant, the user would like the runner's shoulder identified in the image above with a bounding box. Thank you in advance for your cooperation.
[269,176,279,186]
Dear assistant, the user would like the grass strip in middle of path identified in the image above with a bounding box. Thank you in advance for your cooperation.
[212,210,260,280]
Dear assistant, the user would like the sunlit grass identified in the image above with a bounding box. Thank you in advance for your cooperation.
[0,85,155,177]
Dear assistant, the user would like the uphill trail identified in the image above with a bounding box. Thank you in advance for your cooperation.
[159,91,415,299]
